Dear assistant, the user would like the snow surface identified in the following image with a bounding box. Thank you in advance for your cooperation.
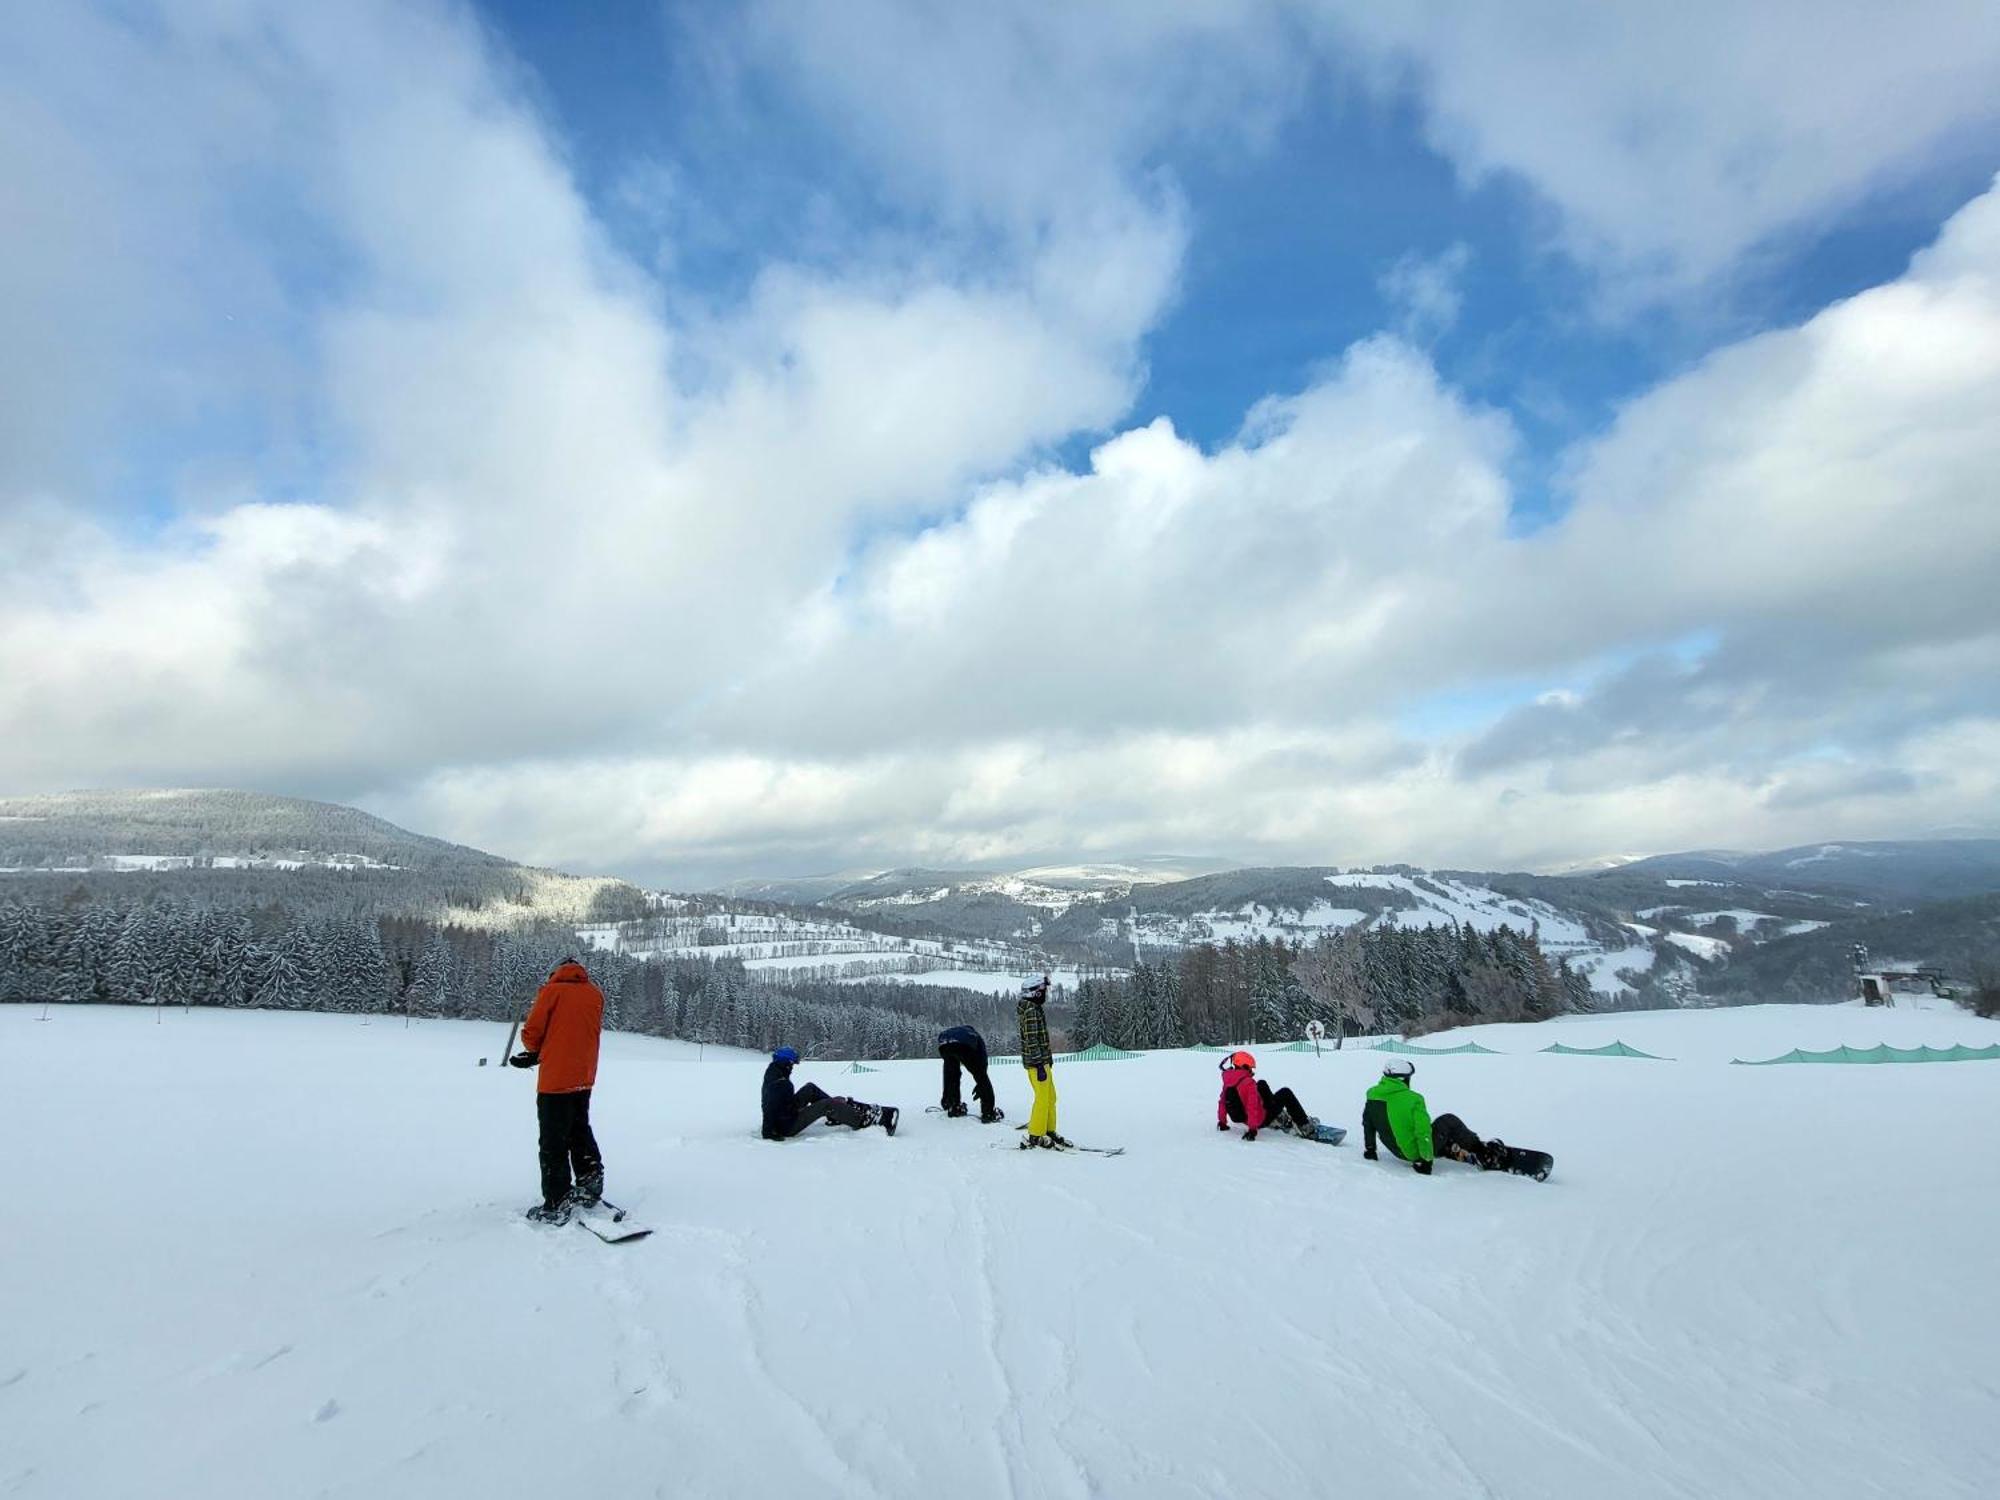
[6,1003,2000,1498]
[1324,872,1592,949]
[1662,930,1732,961]
[1573,940,1658,993]
[1187,901,1368,942]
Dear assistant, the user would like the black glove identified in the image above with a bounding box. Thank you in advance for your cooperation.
[1217,1121,1230,1132]
[1413,1158,1433,1175]
[508,1050,540,1069]
[1363,1148,1378,1160]
[1034,1065,1048,1083]
[1243,1128,1258,1142]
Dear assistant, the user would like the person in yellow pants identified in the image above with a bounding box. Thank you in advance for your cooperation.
[1017,974,1069,1149]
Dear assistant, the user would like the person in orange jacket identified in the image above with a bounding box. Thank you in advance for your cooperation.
[511,957,607,1224]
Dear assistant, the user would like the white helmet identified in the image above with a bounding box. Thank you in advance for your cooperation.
[1381,1058,1415,1079]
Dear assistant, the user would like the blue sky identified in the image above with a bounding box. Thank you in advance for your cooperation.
[479,0,1998,529]
[3,1,1999,882]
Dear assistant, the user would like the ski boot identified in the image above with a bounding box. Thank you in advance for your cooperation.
[979,1106,1005,1124]
[569,1169,604,1208]
[944,1102,969,1118]
[1478,1139,1508,1172]
[525,1200,572,1226]
[1046,1133,1074,1150]
[879,1106,900,1137]
[1019,1133,1052,1150]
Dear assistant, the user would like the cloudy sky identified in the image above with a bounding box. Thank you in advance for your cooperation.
[5,1,2000,887]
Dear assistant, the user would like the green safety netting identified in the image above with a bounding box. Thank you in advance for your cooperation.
[1732,1042,2000,1066]
[1277,1040,1323,1052]
[844,1061,881,1073]
[1189,1044,1241,1053]
[1371,1038,1500,1056]
[1058,1042,1144,1062]
[1541,1041,1673,1060]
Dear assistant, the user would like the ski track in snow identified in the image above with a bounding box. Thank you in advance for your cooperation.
[5,1004,2000,1498]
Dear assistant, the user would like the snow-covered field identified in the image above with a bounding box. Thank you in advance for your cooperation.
[5,1002,1999,1499]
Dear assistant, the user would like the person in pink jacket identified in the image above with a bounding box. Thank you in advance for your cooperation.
[1216,1051,1318,1141]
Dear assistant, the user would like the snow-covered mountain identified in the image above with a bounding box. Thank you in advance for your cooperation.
[0,788,637,930]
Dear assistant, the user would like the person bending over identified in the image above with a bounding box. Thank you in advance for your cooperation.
[937,1024,1003,1123]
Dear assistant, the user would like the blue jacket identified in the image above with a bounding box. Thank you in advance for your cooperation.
[938,1025,985,1056]
[761,1060,798,1140]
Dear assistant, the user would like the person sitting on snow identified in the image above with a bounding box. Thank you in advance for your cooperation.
[760,1047,899,1140]
[1215,1051,1320,1140]
[1362,1058,1502,1174]
[937,1024,1003,1122]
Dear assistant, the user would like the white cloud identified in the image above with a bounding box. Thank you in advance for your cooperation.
[3,2,1999,882]
[1319,1,2000,295]
[1379,243,1472,342]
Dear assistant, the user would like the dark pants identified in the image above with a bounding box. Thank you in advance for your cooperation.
[537,1089,603,1207]
[1432,1112,1488,1162]
[939,1041,995,1113]
[782,1082,873,1137]
[1257,1081,1312,1131]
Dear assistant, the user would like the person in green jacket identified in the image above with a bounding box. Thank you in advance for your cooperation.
[1364,1058,1504,1174]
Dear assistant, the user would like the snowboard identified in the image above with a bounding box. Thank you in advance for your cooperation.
[1494,1146,1553,1181]
[575,1200,653,1243]
[1302,1121,1346,1146]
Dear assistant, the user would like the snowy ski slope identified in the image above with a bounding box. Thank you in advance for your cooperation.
[4,1003,1998,1499]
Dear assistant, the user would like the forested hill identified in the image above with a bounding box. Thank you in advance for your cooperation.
[0,789,501,870]
[0,788,638,930]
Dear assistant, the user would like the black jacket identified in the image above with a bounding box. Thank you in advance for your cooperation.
[761,1061,797,1141]
[937,1025,986,1060]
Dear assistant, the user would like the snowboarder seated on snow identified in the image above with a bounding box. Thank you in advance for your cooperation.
[1362,1059,1503,1174]
[1017,974,1069,1149]
[760,1047,898,1140]
[937,1024,1003,1123]
[1215,1051,1319,1141]
[512,957,607,1223]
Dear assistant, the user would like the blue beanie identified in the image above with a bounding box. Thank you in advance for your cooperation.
[773,1046,800,1065]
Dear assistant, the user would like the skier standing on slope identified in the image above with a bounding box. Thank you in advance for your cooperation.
[761,1047,898,1140]
[1362,1059,1503,1174]
[1215,1051,1319,1140]
[512,957,607,1224]
[1017,974,1069,1148]
[937,1024,1003,1122]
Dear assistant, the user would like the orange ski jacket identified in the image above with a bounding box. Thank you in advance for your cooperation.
[521,961,604,1094]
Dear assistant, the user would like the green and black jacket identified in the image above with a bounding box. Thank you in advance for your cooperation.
[1363,1076,1434,1163]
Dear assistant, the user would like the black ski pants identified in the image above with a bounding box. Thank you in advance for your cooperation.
[537,1089,603,1207]
[1257,1080,1312,1132]
[1432,1112,1487,1162]
[780,1082,873,1137]
[938,1040,995,1114]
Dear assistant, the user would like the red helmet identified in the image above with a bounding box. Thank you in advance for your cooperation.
[1228,1050,1256,1071]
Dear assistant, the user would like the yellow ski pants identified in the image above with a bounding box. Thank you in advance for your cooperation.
[1025,1064,1058,1136]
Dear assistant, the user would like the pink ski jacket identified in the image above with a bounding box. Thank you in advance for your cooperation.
[1217,1066,1265,1131]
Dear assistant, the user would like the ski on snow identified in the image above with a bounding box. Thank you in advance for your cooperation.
[997,1140,1126,1157]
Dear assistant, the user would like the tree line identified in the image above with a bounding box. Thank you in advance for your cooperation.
[1069,924,1593,1050]
[0,897,1013,1060]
